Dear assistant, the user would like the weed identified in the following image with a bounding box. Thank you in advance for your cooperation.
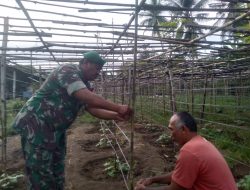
[238,174,250,190]
[156,134,171,144]
[0,172,24,190]
[103,158,129,178]
[96,136,112,148]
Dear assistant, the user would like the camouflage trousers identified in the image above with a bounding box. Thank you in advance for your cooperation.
[21,137,66,190]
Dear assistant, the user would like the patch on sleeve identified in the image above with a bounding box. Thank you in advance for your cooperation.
[67,81,87,95]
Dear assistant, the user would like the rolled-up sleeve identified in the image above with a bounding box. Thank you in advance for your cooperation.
[57,65,87,96]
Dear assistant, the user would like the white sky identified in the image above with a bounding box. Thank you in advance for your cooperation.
[0,0,226,71]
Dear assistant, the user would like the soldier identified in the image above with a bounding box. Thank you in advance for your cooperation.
[12,51,133,190]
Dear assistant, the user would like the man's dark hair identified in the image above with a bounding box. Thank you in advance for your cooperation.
[176,111,197,132]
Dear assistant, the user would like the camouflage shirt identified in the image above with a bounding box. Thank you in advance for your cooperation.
[12,64,90,149]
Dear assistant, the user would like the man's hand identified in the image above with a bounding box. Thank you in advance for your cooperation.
[137,178,153,186]
[135,183,146,190]
[118,105,133,120]
[114,113,127,121]
[134,178,153,190]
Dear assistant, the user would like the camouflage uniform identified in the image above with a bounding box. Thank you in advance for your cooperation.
[12,64,90,190]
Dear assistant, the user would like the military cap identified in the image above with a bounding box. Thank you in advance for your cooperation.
[83,51,106,66]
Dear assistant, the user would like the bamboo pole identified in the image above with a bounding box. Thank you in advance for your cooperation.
[0,17,9,165]
[129,0,140,189]
[105,0,147,56]
[200,70,209,124]
[13,70,16,99]
[168,67,177,113]
[120,46,125,104]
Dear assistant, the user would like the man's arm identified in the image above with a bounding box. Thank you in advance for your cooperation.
[73,88,131,115]
[137,172,172,186]
[86,107,126,121]
[135,181,186,190]
[149,172,172,184]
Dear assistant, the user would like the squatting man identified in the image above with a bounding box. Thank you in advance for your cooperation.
[135,112,237,190]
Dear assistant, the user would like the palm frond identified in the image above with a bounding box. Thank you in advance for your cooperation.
[162,0,182,8]
[193,0,208,9]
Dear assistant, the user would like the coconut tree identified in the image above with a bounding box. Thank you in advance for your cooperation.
[140,0,179,112]
[213,1,249,44]
[140,0,168,38]
[161,0,209,40]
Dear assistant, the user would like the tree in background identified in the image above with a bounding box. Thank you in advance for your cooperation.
[140,0,168,38]
[161,0,208,40]
[213,1,249,43]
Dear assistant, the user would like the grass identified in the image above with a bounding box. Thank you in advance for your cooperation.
[77,112,100,124]
[2,94,250,169]
[1,99,100,136]
[134,94,250,168]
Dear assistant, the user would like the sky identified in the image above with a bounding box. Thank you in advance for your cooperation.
[0,0,226,72]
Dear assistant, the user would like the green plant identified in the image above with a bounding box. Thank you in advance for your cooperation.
[11,99,25,115]
[103,158,129,178]
[78,112,99,124]
[0,172,24,190]
[156,134,171,144]
[238,174,250,190]
[96,136,112,148]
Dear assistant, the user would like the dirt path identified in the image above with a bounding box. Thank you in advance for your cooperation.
[2,120,247,189]
[0,121,175,190]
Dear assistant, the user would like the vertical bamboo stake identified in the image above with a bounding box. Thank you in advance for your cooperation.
[224,78,228,96]
[120,46,125,104]
[152,79,155,114]
[168,73,173,113]
[200,70,209,124]
[128,66,132,105]
[129,0,138,189]
[1,17,9,164]
[213,77,216,113]
[100,70,105,97]
[30,51,33,75]
[236,71,242,119]
[162,76,166,115]
[191,50,194,114]
[186,80,189,112]
[164,75,169,113]
[168,67,176,113]
[13,70,16,99]
[209,74,213,113]
[140,82,144,120]
[112,19,116,102]
[238,71,242,107]
[39,66,42,86]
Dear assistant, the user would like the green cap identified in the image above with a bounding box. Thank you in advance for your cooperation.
[83,51,106,66]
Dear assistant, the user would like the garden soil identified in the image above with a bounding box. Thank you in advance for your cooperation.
[0,119,247,190]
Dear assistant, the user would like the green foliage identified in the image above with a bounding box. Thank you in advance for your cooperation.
[0,172,24,190]
[96,135,112,148]
[200,127,250,167]
[179,18,190,24]
[156,134,171,144]
[11,99,25,115]
[78,112,99,124]
[135,91,250,168]
[238,174,250,190]
[103,158,129,178]
[160,21,178,28]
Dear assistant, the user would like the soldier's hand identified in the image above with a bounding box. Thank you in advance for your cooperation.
[114,113,126,121]
[118,105,133,119]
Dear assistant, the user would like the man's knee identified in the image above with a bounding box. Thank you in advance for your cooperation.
[21,139,64,189]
